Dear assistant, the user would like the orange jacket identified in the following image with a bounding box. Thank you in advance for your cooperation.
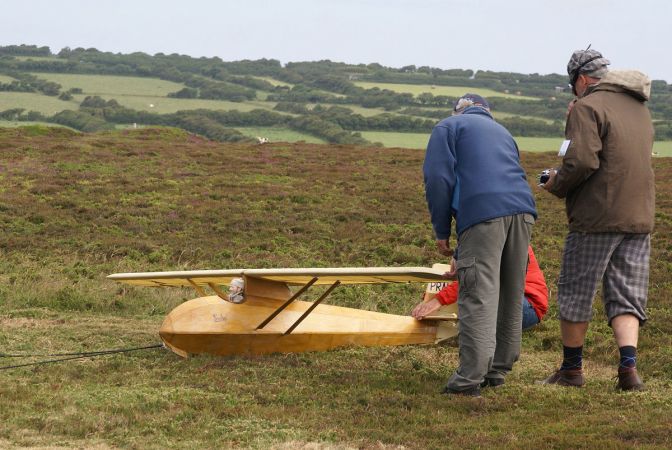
[435,246,548,320]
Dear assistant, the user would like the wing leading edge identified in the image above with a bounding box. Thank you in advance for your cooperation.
[107,266,449,287]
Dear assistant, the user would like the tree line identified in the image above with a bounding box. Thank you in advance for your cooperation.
[0,45,671,141]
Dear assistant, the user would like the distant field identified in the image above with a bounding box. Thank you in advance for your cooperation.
[253,76,294,88]
[359,131,672,156]
[14,56,62,62]
[31,73,185,97]
[354,81,539,101]
[0,120,75,130]
[493,111,556,124]
[71,94,281,114]
[0,91,78,115]
[323,103,388,117]
[408,107,556,124]
[235,126,326,144]
[0,74,15,83]
[359,131,429,149]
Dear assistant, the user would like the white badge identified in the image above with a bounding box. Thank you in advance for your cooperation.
[558,139,571,157]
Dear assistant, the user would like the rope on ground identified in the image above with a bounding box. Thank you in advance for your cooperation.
[0,344,164,371]
[1,344,163,358]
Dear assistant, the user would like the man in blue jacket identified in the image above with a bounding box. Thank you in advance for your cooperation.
[417,94,537,396]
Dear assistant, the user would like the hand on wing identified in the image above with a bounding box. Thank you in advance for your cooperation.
[443,257,457,279]
[412,298,442,320]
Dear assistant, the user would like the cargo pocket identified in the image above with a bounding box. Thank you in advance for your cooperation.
[456,256,476,294]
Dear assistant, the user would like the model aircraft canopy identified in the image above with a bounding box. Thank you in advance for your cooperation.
[107,266,451,287]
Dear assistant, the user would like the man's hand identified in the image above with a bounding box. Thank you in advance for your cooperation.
[436,239,453,257]
[412,298,442,320]
[444,257,457,279]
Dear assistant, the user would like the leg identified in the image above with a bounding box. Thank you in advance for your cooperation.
[556,233,615,325]
[611,314,639,347]
[521,297,540,330]
[540,233,616,386]
[488,213,533,379]
[560,319,589,347]
[602,233,649,334]
[445,218,507,391]
[602,234,649,390]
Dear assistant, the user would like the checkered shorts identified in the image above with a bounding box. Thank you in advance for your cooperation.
[557,232,650,324]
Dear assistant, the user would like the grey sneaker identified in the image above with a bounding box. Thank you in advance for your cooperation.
[538,368,585,387]
[480,377,505,388]
[442,385,481,397]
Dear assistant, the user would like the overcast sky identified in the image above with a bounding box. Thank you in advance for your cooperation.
[3,0,671,82]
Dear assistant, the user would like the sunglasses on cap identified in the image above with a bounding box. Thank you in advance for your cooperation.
[569,54,603,95]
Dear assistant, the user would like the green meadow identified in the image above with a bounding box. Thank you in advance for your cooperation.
[0,120,74,129]
[353,81,540,101]
[20,73,285,115]
[358,131,672,156]
[235,126,325,144]
[31,73,186,97]
[1,126,671,448]
[253,76,294,88]
[70,94,280,114]
[0,91,79,115]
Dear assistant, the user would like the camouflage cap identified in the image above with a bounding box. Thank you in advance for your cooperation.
[567,48,610,81]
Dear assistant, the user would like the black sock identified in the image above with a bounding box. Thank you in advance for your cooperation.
[560,345,583,370]
[619,345,637,369]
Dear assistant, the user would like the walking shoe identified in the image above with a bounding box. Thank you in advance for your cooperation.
[480,377,505,388]
[441,385,481,397]
[538,368,585,387]
[616,367,645,391]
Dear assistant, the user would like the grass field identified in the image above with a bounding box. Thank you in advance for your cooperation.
[14,56,63,62]
[354,81,540,101]
[0,91,79,115]
[253,76,294,88]
[0,120,76,130]
[69,93,280,114]
[0,74,16,83]
[0,127,671,448]
[359,131,672,156]
[31,72,186,97]
[235,126,326,144]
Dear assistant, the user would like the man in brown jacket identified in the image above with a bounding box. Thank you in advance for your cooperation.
[540,48,655,391]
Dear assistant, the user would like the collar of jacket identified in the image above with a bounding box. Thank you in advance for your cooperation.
[581,70,651,102]
[460,106,494,119]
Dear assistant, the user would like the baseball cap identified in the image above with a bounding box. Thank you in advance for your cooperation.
[453,93,490,113]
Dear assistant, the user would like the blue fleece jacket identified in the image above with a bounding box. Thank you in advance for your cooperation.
[423,107,537,240]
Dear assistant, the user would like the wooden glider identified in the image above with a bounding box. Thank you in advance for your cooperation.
[107,266,457,358]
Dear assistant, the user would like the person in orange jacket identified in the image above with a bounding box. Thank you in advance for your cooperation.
[413,246,548,330]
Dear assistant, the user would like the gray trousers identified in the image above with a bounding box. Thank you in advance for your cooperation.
[446,213,534,391]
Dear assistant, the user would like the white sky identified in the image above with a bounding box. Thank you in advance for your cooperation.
[3,0,671,82]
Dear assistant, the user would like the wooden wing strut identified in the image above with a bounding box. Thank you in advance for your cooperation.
[284,281,341,335]
[255,277,319,330]
[207,282,228,300]
[187,279,207,297]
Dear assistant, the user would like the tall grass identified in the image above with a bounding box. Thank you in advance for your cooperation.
[1,127,671,448]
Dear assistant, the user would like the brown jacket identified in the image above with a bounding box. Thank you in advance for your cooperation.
[550,70,655,233]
